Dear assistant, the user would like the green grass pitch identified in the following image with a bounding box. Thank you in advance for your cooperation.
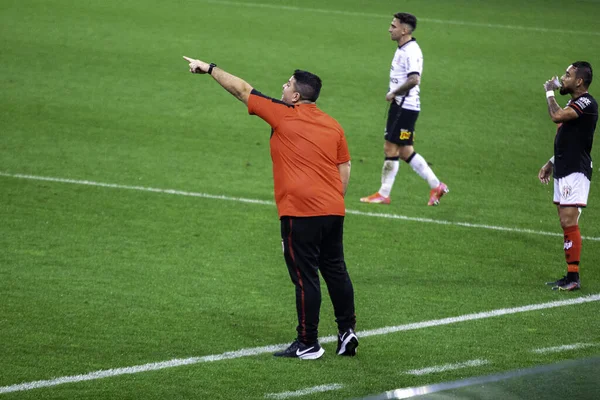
[1,0,599,398]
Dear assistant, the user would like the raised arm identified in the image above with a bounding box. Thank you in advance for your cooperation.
[546,96,579,123]
[183,56,253,105]
[543,77,579,123]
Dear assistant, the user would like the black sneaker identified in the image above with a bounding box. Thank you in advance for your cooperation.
[273,339,325,360]
[555,280,581,291]
[546,275,569,287]
[336,329,359,356]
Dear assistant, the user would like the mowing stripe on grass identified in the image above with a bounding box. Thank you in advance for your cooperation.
[1,295,599,394]
[201,0,600,37]
[531,343,596,354]
[405,359,490,376]
[264,384,344,399]
[2,172,599,241]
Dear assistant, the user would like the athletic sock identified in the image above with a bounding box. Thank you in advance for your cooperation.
[563,225,581,281]
[378,157,399,197]
[406,152,440,189]
[567,271,580,282]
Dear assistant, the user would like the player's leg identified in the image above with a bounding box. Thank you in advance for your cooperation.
[360,102,403,204]
[546,173,589,291]
[399,145,439,188]
[395,110,448,206]
[559,206,581,284]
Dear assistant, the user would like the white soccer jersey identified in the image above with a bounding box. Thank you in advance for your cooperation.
[389,38,423,111]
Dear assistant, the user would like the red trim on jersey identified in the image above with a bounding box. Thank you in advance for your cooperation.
[570,102,583,113]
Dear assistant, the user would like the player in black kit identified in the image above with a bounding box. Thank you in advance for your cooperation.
[538,61,597,291]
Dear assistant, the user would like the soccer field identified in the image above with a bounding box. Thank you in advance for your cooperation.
[1,0,600,398]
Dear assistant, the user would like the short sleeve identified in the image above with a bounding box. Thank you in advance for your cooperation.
[337,130,351,164]
[406,46,423,76]
[568,95,594,117]
[248,89,293,128]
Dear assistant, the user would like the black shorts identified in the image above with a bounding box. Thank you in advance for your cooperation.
[385,101,419,146]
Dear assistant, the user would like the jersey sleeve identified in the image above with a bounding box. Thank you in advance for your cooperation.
[568,95,595,117]
[406,47,423,77]
[337,130,351,164]
[247,89,293,128]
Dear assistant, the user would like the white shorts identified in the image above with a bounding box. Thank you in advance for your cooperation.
[553,172,590,207]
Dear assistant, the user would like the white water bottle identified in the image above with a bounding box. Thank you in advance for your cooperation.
[552,77,562,88]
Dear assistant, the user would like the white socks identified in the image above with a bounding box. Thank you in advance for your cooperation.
[408,153,440,189]
[378,153,439,197]
[378,159,399,197]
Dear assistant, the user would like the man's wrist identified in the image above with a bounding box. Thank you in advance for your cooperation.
[549,155,555,164]
[546,90,555,98]
[208,63,217,75]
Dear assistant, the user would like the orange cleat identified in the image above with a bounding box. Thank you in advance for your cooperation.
[360,192,391,204]
[428,183,449,206]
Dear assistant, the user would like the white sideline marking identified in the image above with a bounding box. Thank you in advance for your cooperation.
[531,343,596,354]
[405,359,489,376]
[0,172,273,205]
[1,294,599,394]
[344,209,600,241]
[201,0,600,37]
[2,172,600,241]
[264,384,344,399]
[356,295,600,339]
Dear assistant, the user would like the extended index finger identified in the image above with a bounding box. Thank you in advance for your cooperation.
[182,56,195,63]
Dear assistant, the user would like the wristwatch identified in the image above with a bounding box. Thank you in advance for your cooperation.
[208,63,217,75]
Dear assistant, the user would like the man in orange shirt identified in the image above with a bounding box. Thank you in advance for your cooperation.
[183,56,358,360]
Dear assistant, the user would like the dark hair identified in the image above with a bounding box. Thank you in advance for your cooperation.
[572,61,593,88]
[394,12,417,31]
[293,70,322,102]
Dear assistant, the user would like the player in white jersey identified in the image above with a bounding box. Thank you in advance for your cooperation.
[361,13,448,206]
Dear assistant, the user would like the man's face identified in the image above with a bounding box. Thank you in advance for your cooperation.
[559,65,578,95]
[281,76,298,104]
[389,18,406,42]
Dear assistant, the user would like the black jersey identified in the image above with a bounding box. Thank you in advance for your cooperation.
[554,93,598,180]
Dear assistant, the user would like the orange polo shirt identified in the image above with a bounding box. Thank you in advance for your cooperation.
[248,90,350,217]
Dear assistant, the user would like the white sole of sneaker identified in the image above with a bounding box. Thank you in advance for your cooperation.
[337,333,359,356]
[299,347,325,360]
